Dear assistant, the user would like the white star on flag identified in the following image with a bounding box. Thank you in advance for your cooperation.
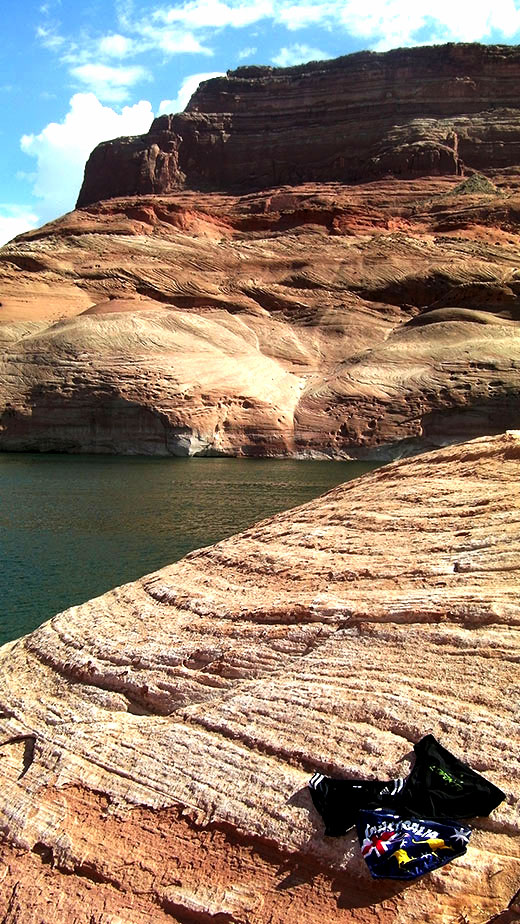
[451,828,470,846]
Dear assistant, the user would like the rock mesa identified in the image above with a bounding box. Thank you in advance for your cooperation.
[78,43,520,205]
[2,44,520,456]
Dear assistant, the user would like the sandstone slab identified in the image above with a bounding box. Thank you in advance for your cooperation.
[0,432,519,922]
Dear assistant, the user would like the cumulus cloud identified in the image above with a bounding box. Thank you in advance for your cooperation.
[70,63,151,103]
[0,207,39,248]
[158,70,225,113]
[275,0,520,46]
[272,43,330,66]
[276,2,334,30]
[145,0,520,47]
[136,24,212,54]
[35,0,520,75]
[20,93,154,221]
[37,20,212,80]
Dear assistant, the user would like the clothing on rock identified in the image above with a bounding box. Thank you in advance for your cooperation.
[307,774,405,837]
[308,734,505,881]
[397,734,505,820]
[308,734,504,838]
[356,809,472,881]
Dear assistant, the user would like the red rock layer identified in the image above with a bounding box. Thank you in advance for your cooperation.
[1,178,520,457]
[78,44,520,207]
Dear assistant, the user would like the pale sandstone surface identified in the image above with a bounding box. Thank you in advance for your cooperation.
[1,178,520,457]
[0,432,519,922]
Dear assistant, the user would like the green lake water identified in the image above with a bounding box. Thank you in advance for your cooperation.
[0,454,379,645]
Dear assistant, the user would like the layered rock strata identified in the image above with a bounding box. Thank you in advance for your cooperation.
[1,177,520,456]
[78,44,520,206]
[0,432,519,922]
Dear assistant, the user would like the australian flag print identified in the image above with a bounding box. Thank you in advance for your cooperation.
[357,809,471,881]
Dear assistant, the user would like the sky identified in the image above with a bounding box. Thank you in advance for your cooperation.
[2,0,520,245]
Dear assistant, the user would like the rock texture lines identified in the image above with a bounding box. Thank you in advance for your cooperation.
[3,43,520,457]
[1,177,520,456]
[78,44,520,205]
[0,432,519,922]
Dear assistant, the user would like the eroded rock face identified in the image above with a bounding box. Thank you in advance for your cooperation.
[0,432,519,922]
[1,178,520,457]
[77,44,520,206]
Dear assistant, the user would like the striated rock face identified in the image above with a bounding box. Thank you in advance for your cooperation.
[77,43,520,207]
[0,431,519,922]
[1,177,520,457]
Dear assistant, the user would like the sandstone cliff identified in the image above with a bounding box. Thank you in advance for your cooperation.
[78,43,520,206]
[3,44,520,457]
[1,176,520,457]
[0,432,518,922]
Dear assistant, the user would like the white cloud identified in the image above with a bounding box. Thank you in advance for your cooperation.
[20,93,154,221]
[338,0,425,46]
[336,0,520,49]
[136,24,212,54]
[115,0,134,30]
[36,24,66,50]
[98,33,135,57]
[39,0,62,13]
[158,70,225,113]
[273,0,520,46]
[40,21,212,73]
[35,0,520,80]
[149,0,520,46]
[277,2,335,30]
[0,207,39,248]
[237,45,257,59]
[70,63,151,103]
[155,0,274,29]
[272,43,331,67]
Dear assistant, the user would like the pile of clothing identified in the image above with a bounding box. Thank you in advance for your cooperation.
[309,734,505,881]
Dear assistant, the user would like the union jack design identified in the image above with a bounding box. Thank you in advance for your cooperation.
[361,830,398,858]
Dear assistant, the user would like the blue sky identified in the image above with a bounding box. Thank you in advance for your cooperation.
[2,0,520,244]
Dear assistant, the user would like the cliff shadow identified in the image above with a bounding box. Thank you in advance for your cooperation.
[0,386,195,456]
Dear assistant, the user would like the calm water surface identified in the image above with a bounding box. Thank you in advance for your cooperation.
[0,455,378,645]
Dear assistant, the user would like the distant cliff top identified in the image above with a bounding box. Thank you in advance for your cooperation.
[214,41,520,84]
[77,42,520,207]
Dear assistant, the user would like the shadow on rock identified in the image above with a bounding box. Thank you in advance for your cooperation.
[280,785,410,909]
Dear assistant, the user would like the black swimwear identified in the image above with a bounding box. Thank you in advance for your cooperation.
[397,734,505,820]
[308,773,405,837]
[309,734,504,837]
